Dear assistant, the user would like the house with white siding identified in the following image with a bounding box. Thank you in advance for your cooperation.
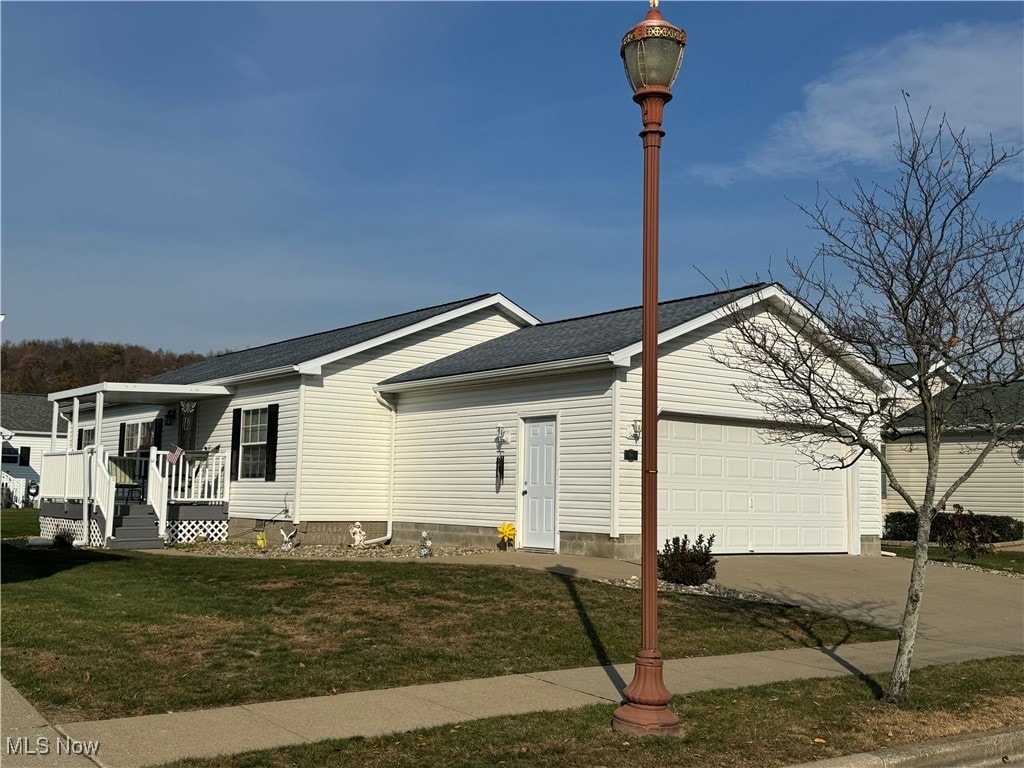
[883,381,1024,520]
[2,393,66,507]
[42,283,892,556]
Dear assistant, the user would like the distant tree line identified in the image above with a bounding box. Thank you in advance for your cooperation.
[1,339,211,395]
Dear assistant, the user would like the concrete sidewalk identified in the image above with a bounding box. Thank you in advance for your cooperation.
[2,552,1021,768]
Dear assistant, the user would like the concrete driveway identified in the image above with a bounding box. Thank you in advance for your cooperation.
[714,554,1024,654]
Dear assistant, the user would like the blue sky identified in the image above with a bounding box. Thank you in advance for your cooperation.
[2,1,1022,353]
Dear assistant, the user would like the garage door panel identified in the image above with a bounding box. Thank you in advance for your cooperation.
[659,416,849,555]
[725,526,749,549]
[671,453,696,477]
[699,490,724,512]
[699,455,724,477]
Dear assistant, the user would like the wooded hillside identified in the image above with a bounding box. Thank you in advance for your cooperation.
[1,339,209,395]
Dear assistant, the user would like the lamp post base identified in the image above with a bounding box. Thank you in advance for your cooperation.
[611,651,682,736]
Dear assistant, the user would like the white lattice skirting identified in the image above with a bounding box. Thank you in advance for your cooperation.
[167,520,229,543]
[39,516,104,547]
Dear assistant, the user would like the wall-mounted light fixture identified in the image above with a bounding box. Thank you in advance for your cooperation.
[495,424,510,451]
[164,408,177,427]
[627,419,642,443]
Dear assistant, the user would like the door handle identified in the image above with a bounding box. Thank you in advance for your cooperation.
[522,490,528,496]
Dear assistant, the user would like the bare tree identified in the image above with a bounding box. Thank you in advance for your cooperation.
[713,105,1024,704]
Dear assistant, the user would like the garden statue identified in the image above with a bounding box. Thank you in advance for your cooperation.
[349,521,367,548]
[420,530,433,557]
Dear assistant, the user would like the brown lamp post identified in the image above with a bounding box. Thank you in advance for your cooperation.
[611,0,686,737]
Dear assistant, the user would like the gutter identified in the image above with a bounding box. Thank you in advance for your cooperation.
[378,354,618,394]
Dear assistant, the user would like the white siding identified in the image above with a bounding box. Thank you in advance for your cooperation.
[391,370,614,536]
[885,436,1024,518]
[615,312,882,546]
[200,378,301,519]
[298,309,522,522]
[3,432,63,495]
[77,404,165,454]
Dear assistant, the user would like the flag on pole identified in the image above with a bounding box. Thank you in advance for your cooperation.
[166,445,185,465]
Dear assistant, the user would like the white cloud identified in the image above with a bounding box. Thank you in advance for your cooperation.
[694,22,1024,184]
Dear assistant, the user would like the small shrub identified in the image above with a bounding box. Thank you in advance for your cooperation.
[658,534,717,586]
[936,504,996,560]
[52,529,75,550]
[884,510,1023,543]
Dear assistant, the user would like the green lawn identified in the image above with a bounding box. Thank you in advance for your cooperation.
[1,507,39,539]
[884,545,1024,574]
[163,656,1024,768]
[0,544,895,723]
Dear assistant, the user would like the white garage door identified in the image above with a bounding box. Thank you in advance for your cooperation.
[657,416,849,554]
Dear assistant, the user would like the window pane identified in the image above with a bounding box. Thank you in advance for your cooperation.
[240,445,267,479]
[242,408,268,444]
[2,442,18,464]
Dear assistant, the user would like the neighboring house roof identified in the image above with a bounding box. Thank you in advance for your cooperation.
[890,361,960,387]
[1,393,65,434]
[382,284,768,386]
[894,381,1024,431]
[147,293,536,386]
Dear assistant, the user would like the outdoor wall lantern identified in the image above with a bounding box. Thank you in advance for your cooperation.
[628,419,642,443]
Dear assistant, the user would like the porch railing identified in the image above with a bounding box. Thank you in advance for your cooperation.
[1,470,27,506]
[148,448,169,539]
[166,450,230,504]
[42,450,88,500]
[93,448,116,543]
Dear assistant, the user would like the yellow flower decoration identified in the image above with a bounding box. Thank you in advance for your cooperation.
[497,522,516,543]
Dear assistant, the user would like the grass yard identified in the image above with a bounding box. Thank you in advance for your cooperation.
[884,545,1024,574]
[1,507,39,539]
[163,656,1024,768]
[0,544,895,723]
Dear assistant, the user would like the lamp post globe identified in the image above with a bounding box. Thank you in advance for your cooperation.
[611,0,686,737]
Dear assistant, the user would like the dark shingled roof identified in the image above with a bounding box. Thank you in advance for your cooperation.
[383,284,767,385]
[148,294,502,385]
[896,381,1024,429]
[2,393,64,434]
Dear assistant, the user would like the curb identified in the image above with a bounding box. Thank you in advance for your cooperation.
[786,725,1024,767]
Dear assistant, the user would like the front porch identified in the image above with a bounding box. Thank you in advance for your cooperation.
[40,447,232,547]
[43,381,235,548]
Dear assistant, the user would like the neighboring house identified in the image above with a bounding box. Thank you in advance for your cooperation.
[43,284,888,556]
[884,381,1024,520]
[1,393,66,507]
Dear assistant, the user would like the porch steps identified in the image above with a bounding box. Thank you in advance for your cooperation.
[105,504,164,550]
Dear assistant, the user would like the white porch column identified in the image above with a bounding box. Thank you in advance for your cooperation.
[51,401,60,451]
[70,398,80,452]
[94,393,104,451]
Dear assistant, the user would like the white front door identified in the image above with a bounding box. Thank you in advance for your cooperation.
[522,417,556,550]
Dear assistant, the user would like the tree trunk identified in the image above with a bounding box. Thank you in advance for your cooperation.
[885,507,933,704]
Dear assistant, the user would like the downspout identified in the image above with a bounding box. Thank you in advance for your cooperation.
[365,390,396,546]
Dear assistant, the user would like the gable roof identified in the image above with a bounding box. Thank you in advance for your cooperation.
[2,393,64,434]
[895,381,1024,431]
[148,294,536,386]
[381,284,768,387]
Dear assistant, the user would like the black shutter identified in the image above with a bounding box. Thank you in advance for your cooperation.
[153,418,163,450]
[265,404,279,482]
[230,409,241,481]
[118,423,126,456]
[77,429,84,450]
[18,447,30,466]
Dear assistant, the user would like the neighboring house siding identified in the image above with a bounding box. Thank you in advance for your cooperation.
[3,433,62,501]
[885,436,1024,518]
[200,378,301,519]
[391,369,614,534]
[299,310,524,522]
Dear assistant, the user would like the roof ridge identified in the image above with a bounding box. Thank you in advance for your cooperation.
[533,282,768,328]
[208,293,499,360]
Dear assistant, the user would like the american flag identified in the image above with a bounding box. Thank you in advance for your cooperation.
[166,445,185,465]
